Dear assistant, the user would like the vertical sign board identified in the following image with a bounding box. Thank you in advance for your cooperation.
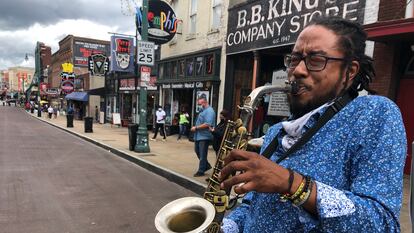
[268,70,290,116]
[140,66,151,88]
[137,41,155,66]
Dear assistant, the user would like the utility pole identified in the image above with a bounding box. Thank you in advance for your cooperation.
[134,0,150,153]
[22,76,25,105]
[35,42,42,117]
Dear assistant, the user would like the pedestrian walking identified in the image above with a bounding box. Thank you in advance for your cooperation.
[47,105,53,119]
[177,109,190,140]
[151,106,167,141]
[67,105,74,115]
[53,106,58,119]
[191,96,215,177]
[95,105,99,123]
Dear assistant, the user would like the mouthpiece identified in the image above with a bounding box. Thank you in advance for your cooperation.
[285,80,299,95]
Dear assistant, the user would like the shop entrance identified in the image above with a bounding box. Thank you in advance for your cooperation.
[396,47,414,174]
[120,94,132,126]
[173,89,193,123]
[396,77,414,174]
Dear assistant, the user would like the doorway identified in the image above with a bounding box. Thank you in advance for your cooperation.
[396,77,414,174]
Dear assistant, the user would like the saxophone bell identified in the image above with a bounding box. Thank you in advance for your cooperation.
[155,197,215,233]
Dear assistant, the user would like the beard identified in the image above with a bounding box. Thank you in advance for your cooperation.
[288,74,345,119]
[288,87,338,119]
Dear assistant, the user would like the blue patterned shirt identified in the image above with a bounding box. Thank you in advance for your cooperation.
[222,95,407,233]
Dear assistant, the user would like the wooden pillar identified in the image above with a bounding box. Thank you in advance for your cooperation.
[249,51,260,133]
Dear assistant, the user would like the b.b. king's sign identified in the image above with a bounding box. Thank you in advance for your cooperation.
[226,0,365,55]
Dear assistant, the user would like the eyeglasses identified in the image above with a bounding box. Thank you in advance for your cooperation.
[284,53,347,72]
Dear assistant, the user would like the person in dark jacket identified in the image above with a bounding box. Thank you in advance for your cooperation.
[210,109,230,155]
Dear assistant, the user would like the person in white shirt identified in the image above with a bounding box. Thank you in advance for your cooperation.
[151,106,167,141]
[47,105,53,119]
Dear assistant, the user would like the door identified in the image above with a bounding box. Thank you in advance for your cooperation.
[396,77,414,174]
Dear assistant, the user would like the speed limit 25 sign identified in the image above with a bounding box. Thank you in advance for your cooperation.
[137,41,155,66]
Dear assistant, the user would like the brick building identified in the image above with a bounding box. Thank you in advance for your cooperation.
[48,35,109,89]
[48,35,110,118]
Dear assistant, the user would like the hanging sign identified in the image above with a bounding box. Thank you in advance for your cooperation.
[136,0,182,44]
[60,63,75,95]
[88,54,109,76]
[110,36,135,73]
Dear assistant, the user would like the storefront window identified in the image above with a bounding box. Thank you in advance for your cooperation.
[178,60,185,77]
[159,63,164,79]
[165,63,171,79]
[163,89,173,124]
[405,56,414,75]
[171,61,177,79]
[205,54,214,75]
[195,56,203,76]
[186,58,194,77]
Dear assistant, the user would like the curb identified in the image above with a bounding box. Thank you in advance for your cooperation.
[27,112,206,195]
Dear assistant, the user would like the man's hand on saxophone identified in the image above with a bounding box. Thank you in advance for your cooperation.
[219,149,317,215]
[219,149,293,194]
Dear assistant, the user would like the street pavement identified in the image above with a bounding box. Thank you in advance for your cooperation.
[0,106,197,233]
[2,104,412,233]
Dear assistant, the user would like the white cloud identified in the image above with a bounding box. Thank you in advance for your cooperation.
[0,18,136,70]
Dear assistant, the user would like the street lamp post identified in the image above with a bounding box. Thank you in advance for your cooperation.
[134,0,150,153]
[35,42,42,117]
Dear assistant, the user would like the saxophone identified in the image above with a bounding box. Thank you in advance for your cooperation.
[155,83,293,233]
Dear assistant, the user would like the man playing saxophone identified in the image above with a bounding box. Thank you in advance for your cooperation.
[219,17,407,233]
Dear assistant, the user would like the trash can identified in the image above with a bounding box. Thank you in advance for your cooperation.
[67,114,74,128]
[128,124,138,151]
[84,117,93,133]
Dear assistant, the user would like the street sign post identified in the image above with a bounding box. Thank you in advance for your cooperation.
[137,41,155,66]
[134,0,151,153]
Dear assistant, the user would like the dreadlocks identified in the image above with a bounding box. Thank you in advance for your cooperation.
[308,16,376,98]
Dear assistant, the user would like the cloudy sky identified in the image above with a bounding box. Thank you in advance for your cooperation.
[0,0,141,70]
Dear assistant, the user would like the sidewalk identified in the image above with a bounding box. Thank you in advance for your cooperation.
[27,111,412,233]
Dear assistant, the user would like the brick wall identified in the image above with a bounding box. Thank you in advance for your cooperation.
[371,0,408,100]
[378,0,407,21]
[371,43,400,99]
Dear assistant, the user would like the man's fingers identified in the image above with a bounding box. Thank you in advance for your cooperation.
[219,160,249,181]
[233,181,255,195]
[223,149,258,165]
[220,171,251,190]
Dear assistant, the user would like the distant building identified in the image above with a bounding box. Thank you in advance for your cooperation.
[0,70,8,90]
[0,70,9,99]
[6,66,35,94]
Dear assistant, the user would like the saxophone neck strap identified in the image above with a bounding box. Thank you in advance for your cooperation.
[262,92,354,163]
